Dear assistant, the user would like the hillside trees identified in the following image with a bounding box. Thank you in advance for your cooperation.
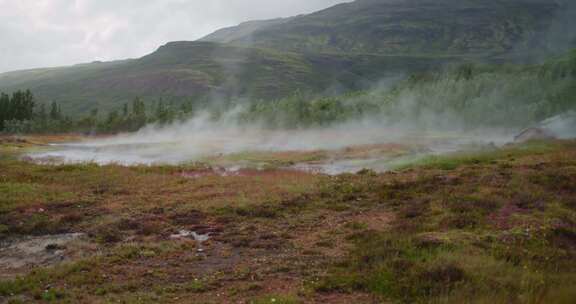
[0,90,201,134]
[0,91,77,134]
[0,90,35,132]
[96,98,194,133]
[234,51,576,130]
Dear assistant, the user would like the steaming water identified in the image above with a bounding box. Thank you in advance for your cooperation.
[27,110,576,173]
[28,136,490,174]
[32,112,576,174]
[26,114,514,174]
[539,111,576,139]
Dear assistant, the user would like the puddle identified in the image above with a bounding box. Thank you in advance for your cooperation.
[0,233,85,277]
[291,158,400,175]
[170,230,211,252]
[181,166,243,178]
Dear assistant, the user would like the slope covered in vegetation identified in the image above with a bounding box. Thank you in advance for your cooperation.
[203,0,572,57]
[1,0,574,115]
[0,138,575,303]
[236,49,576,130]
[1,49,574,135]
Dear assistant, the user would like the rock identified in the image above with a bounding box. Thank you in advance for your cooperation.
[45,243,66,251]
[516,111,576,142]
[514,127,555,143]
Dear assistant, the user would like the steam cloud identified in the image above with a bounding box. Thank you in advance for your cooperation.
[28,106,517,169]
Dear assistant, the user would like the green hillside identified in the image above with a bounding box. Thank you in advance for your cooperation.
[0,42,460,114]
[202,0,573,57]
[0,0,574,115]
[234,49,576,130]
[0,43,319,114]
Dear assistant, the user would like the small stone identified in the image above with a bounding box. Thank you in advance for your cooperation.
[45,243,66,251]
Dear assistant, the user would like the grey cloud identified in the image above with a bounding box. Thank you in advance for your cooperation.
[0,0,349,73]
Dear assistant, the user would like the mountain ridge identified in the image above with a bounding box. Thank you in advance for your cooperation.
[201,0,569,57]
[1,0,574,114]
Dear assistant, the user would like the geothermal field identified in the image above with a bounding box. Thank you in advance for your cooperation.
[1,0,576,303]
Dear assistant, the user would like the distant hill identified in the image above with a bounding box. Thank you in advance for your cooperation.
[0,0,574,114]
[0,43,320,114]
[200,18,293,44]
[202,0,573,57]
[0,42,459,114]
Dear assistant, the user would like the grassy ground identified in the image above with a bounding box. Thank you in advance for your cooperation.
[199,143,412,170]
[0,137,575,303]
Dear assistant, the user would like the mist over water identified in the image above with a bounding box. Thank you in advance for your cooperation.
[27,109,522,173]
[28,107,576,173]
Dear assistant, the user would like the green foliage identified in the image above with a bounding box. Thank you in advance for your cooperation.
[0,90,198,134]
[540,49,576,79]
[235,51,576,130]
[0,90,35,132]
[204,0,572,57]
[184,279,208,293]
[382,61,575,128]
[236,91,378,128]
[311,232,462,301]
[312,229,575,303]
[397,141,560,170]
[40,288,66,302]
[2,48,575,135]
[0,90,80,134]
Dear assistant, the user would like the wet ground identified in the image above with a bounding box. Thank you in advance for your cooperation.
[0,233,85,279]
[24,131,508,174]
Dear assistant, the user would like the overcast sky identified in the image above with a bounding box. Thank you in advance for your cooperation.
[0,0,349,73]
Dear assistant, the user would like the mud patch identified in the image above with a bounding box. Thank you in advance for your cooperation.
[0,233,85,278]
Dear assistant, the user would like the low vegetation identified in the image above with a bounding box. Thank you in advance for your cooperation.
[0,138,575,303]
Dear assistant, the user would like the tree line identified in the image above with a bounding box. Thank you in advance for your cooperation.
[0,90,35,131]
[235,52,576,130]
[97,98,196,133]
[0,91,196,134]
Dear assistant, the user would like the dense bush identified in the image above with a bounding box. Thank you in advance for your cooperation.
[234,50,576,130]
